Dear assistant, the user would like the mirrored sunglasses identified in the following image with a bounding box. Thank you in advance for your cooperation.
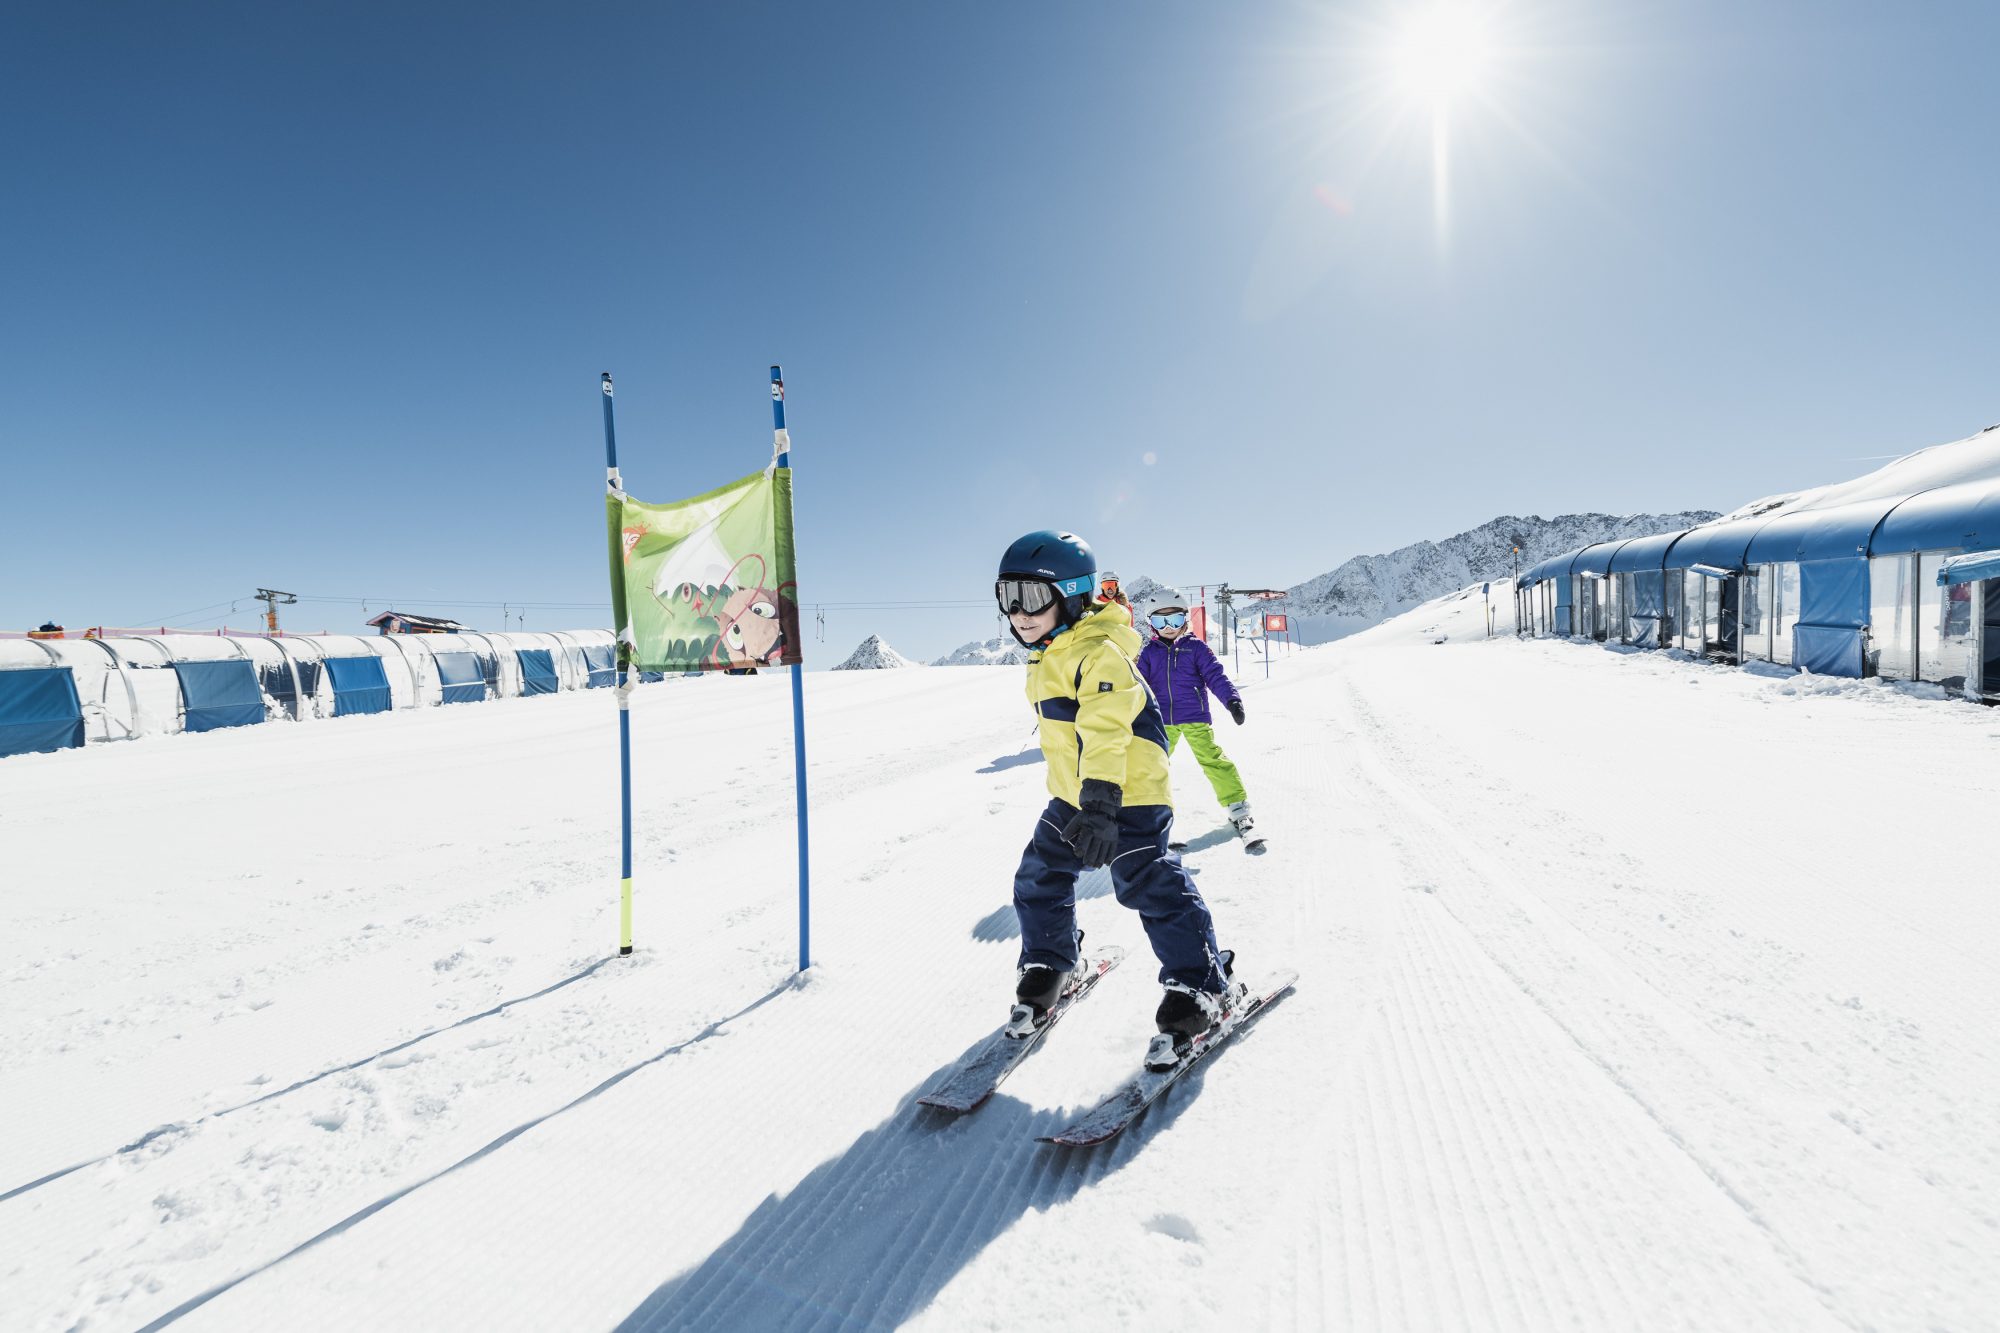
[995,578,1057,616]
[1149,611,1188,629]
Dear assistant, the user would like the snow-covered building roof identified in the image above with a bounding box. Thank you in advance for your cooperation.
[366,611,467,634]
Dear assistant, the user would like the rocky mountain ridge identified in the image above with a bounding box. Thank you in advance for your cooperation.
[930,636,1031,667]
[1283,510,1720,628]
[897,510,1723,662]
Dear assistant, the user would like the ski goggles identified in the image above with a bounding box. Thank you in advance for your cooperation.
[1149,611,1189,629]
[995,574,1094,616]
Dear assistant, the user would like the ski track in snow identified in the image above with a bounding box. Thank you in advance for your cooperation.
[2,607,1997,1330]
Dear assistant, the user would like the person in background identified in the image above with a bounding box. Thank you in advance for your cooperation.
[1136,589,1258,849]
[1095,570,1130,610]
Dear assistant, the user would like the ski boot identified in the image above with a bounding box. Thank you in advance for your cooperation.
[1227,801,1265,854]
[1008,933,1087,1038]
[1145,950,1238,1070]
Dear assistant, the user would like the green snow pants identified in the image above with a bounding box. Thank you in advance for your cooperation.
[1164,722,1248,808]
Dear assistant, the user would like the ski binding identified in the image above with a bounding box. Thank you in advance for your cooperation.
[917,947,1125,1115]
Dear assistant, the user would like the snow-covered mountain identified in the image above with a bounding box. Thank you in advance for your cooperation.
[931,636,1031,667]
[1281,510,1720,642]
[1115,573,1171,608]
[833,635,919,670]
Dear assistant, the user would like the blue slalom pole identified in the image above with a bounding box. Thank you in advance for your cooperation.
[773,365,811,973]
[603,373,635,957]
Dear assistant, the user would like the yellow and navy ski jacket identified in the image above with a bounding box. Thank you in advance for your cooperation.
[1025,601,1174,808]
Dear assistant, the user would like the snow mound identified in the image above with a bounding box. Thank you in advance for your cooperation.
[834,635,919,670]
[1344,578,1517,648]
[1725,422,2000,521]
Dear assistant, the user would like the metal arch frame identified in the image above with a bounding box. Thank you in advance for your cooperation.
[545,629,591,691]
[80,636,146,738]
[368,631,429,709]
[513,630,568,693]
[268,635,319,720]
[397,633,450,707]
[123,635,189,733]
[226,633,296,721]
[450,630,507,698]
[314,633,395,713]
[216,632,280,723]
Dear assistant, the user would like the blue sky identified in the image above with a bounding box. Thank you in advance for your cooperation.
[4,1,1997,660]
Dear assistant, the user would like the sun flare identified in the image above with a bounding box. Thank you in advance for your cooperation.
[1371,5,1507,247]
[1387,7,1497,106]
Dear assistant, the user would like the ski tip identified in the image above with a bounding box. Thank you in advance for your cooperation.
[1261,971,1301,1001]
[917,1094,979,1114]
[1244,839,1268,855]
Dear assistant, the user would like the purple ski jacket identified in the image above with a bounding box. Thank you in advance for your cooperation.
[1137,633,1241,727]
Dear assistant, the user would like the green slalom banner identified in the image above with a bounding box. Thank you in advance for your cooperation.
[609,467,802,672]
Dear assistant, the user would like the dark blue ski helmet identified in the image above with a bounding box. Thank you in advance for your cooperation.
[997,530,1099,630]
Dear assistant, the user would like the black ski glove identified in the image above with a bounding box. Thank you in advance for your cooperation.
[1226,699,1246,725]
[1061,778,1122,868]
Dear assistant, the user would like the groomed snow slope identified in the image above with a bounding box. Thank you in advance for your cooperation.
[2,595,1996,1331]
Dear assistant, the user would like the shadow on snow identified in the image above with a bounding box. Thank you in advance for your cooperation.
[614,1040,1212,1332]
[967,867,1113,943]
[0,955,621,1206]
[976,750,1044,774]
[132,978,801,1332]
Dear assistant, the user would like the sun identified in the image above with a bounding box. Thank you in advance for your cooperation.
[1387,7,1497,107]
[1369,4,1507,247]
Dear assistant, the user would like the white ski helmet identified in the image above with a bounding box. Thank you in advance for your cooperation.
[1141,588,1189,617]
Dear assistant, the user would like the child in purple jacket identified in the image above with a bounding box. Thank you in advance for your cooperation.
[1136,589,1260,849]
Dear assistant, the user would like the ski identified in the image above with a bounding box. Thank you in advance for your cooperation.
[1168,832,1265,854]
[917,947,1126,1114]
[1038,969,1296,1146]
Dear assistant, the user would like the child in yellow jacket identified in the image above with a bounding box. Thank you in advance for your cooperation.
[994,530,1238,1064]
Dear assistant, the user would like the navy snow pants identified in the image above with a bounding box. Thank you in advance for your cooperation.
[1013,798,1226,993]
